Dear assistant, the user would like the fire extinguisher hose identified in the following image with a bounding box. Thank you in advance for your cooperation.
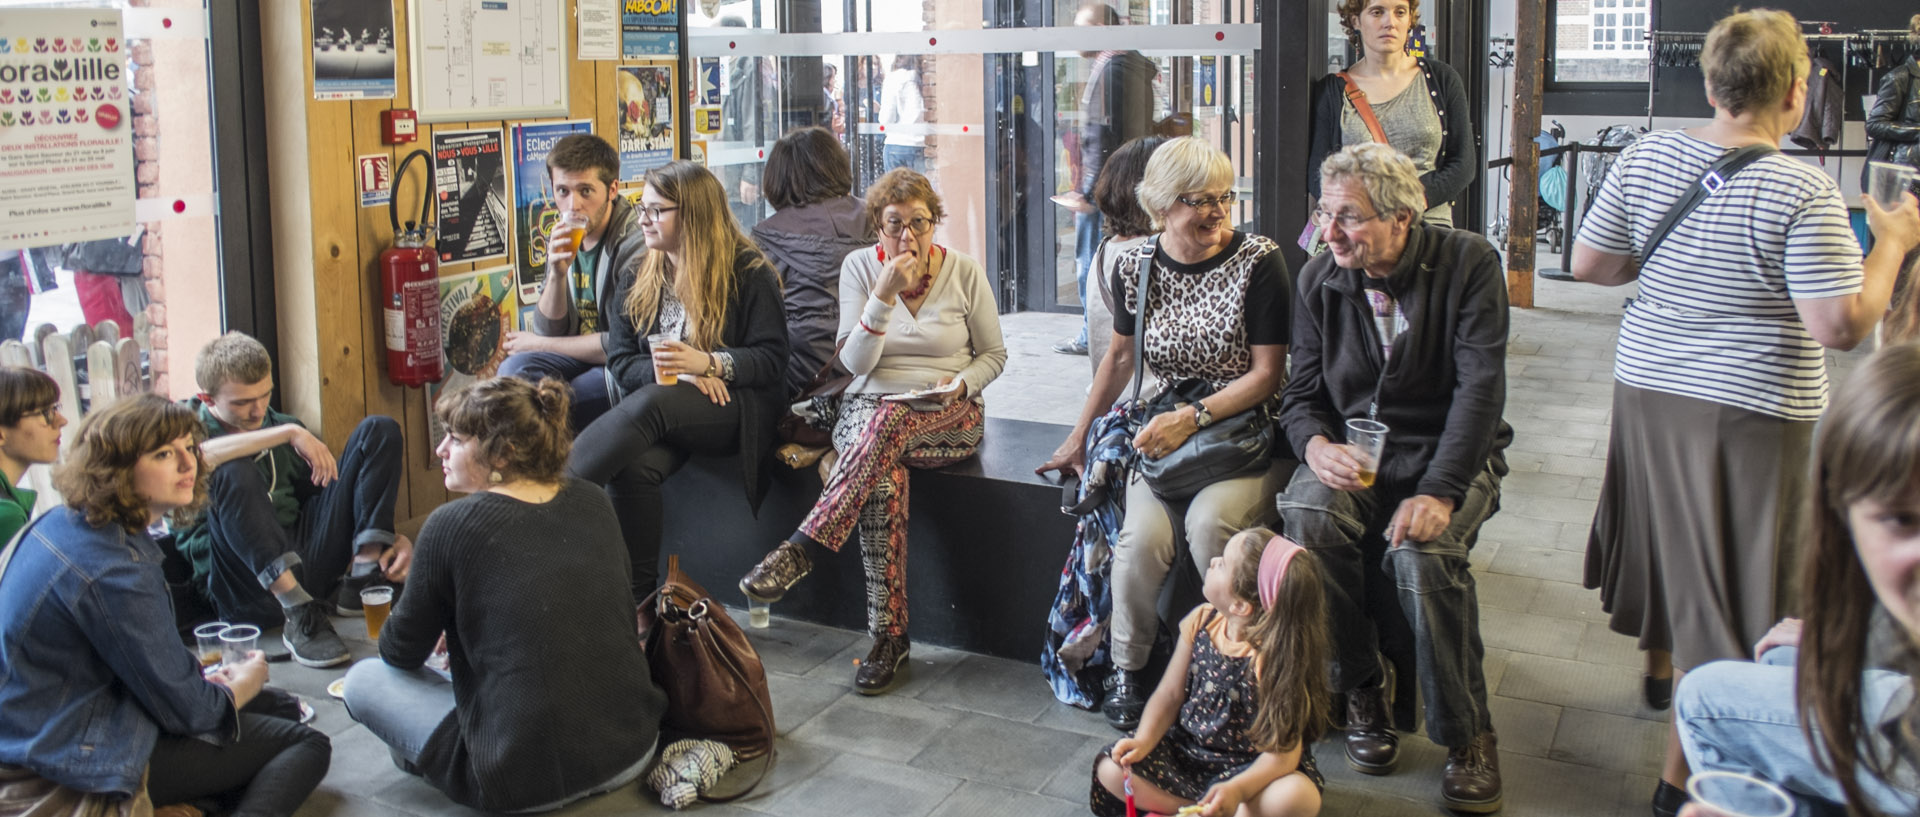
[390,148,435,236]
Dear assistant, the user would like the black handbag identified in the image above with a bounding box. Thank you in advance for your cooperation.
[1123,239,1276,501]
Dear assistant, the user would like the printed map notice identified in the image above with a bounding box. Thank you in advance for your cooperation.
[0,8,135,251]
[410,0,568,122]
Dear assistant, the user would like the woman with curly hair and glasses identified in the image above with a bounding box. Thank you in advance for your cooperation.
[0,394,329,817]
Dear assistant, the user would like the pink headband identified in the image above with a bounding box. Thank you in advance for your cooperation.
[1258,534,1305,610]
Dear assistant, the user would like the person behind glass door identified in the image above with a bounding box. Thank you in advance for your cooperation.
[879,55,927,174]
[1053,2,1159,358]
[1306,0,1475,229]
[719,16,778,231]
[0,394,330,817]
[567,161,789,604]
[740,167,1007,695]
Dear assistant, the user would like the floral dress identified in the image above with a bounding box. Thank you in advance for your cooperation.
[1090,605,1324,815]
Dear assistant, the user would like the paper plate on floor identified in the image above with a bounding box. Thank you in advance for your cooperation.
[326,678,347,700]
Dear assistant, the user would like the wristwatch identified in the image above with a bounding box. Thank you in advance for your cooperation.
[1192,401,1214,428]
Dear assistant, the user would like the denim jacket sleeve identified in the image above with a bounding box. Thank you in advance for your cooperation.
[77,537,239,743]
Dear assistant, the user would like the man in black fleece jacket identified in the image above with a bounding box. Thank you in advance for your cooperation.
[1276,144,1511,813]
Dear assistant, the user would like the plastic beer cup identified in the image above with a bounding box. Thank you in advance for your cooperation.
[219,624,260,668]
[648,333,679,385]
[1345,418,1389,488]
[1686,771,1792,817]
[361,586,394,640]
[194,622,230,669]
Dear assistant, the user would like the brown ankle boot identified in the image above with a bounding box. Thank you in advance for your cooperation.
[1344,680,1399,775]
[740,540,812,603]
[854,634,910,695]
[1441,730,1502,813]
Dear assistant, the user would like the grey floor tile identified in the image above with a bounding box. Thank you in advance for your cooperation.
[927,783,1083,817]
[1497,653,1664,722]
[307,725,418,811]
[1614,774,1662,817]
[1476,572,1543,612]
[1504,448,1548,473]
[1488,544,1588,584]
[1528,580,1608,623]
[803,637,966,700]
[726,737,840,813]
[1497,750,1630,817]
[1478,606,1585,660]
[1501,495,1603,526]
[1478,514,1564,551]
[1313,733,1449,804]
[1316,787,1442,817]
[909,714,1091,792]
[1503,471,1586,500]
[766,672,852,737]
[371,773,491,817]
[1468,540,1502,573]
[1549,708,1667,779]
[917,653,1061,722]
[1031,699,1118,739]
[1557,522,1595,549]
[1543,454,1608,479]
[743,618,862,677]
[1483,647,1514,695]
[754,754,962,817]
[1487,695,1562,758]
[786,693,961,761]
[1575,622,1645,669]
[1505,432,1598,458]
[293,791,423,817]
[1037,734,1112,801]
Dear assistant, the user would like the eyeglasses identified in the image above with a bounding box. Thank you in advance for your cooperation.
[1311,208,1391,230]
[1176,192,1237,212]
[880,216,936,238]
[30,404,59,426]
[639,205,679,223]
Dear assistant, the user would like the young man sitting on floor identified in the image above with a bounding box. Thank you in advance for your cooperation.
[174,331,411,667]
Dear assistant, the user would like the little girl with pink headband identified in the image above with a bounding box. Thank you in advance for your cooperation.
[1090,528,1335,817]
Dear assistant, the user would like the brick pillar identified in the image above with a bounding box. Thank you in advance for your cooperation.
[127,0,169,393]
[920,2,939,167]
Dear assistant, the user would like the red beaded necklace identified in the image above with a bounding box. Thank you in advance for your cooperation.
[876,243,941,300]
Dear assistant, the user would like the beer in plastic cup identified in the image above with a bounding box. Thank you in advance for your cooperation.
[1686,771,1792,817]
[1345,418,1389,488]
[219,624,260,668]
[361,586,394,640]
[1869,161,1917,210]
[553,211,589,262]
[194,621,230,669]
[748,597,770,629]
[648,333,679,385]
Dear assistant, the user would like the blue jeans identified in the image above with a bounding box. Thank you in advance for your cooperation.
[1677,648,1919,817]
[1275,465,1501,747]
[343,660,653,813]
[1072,210,1102,346]
[497,351,610,435]
[884,145,924,173]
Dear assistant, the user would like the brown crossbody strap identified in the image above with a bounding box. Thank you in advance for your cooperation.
[1337,71,1390,145]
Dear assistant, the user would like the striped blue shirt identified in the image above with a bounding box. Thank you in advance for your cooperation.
[1577,130,1862,421]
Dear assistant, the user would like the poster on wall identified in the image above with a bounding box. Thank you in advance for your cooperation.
[576,0,619,60]
[311,0,397,100]
[510,119,592,305]
[432,128,509,265]
[425,265,514,458]
[616,64,675,185]
[0,8,137,252]
[621,0,678,57]
[410,0,568,122]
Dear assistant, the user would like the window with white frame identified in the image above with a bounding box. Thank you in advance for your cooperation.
[1554,0,1651,82]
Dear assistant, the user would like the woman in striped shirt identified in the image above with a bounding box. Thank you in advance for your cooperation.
[1570,10,1920,817]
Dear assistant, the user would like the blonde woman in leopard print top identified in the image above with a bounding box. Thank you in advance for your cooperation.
[1038,136,1294,731]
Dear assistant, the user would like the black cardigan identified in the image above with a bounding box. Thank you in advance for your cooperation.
[602,240,789,509]
[381,479,667,812]
[1278,225,1512,506]
[1307,57,1476,210]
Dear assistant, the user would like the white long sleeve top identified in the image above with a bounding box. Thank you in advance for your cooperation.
[837,245,1007,398]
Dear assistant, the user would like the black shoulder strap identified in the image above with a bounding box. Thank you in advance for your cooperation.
[1128,237,1159,404]
[1641,143,1776,266]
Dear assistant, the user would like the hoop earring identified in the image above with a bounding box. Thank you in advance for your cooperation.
[488,470,504,485]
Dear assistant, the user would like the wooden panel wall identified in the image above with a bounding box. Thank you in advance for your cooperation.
[298,1,679,522]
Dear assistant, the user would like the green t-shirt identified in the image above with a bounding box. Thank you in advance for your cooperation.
[0,469,38,546]
[572,242,602,335]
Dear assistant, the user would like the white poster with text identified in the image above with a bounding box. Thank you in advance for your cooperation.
[0,8,135,251]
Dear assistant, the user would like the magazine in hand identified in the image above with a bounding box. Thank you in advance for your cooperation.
[881,379,963,411]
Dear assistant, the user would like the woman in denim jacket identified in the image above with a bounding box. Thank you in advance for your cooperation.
[0,394,328,817]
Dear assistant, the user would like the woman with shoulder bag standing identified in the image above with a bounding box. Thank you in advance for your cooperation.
[739,168,1006,695]
[1570,10,1920,817]
[1038,136,1294,731]
[1307,0,1474,229]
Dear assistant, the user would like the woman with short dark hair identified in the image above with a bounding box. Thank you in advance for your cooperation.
[752,126,877,394]
[345,377,666,813]
[0,366,65,544]
[1081,135,1166,368]
[0,394,329,817]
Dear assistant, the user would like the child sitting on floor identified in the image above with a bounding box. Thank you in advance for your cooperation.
[1091,527,1332,817]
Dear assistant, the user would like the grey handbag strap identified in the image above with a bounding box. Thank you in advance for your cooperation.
[1128,237,1160,405]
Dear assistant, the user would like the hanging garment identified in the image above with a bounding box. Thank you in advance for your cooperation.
[1041,405,1137,707]
[1791,55,1845,159]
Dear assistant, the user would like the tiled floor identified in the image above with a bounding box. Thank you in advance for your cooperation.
[278,273,1856,817]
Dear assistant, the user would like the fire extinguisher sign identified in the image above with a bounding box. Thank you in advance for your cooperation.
[358,154,392,208]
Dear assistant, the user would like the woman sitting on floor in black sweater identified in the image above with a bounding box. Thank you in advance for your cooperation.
[342,377,666,813]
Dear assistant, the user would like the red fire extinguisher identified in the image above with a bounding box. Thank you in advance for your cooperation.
[381,149,443,387]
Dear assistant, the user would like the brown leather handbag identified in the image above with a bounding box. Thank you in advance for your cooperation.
[638,557,776,800]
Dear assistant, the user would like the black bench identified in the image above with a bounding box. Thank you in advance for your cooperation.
[661,417,1079,661]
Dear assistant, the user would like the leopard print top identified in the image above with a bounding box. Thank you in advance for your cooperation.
[1118,233,1281,389]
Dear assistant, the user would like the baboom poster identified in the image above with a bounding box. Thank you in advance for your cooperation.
[621,0,678,57]
[509,119,591,306]
[616,64,674,187]
[432,127,509,265]
[0,8,136,251]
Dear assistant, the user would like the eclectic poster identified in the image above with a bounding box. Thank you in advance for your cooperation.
[0,8,137,251]
[616,64,675,187]
[621,0,678,57]
[425,265,514,458]
[509,119,592,307]
[432,127,509,265]
[310,0,397,100]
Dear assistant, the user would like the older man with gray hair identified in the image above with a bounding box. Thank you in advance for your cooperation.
[1275,142,1512,812]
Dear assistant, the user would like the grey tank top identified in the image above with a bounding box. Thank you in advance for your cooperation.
[1340,77,1452,227]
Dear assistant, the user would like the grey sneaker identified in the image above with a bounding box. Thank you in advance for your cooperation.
[331,568,385,618]
[282,602,351,668]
